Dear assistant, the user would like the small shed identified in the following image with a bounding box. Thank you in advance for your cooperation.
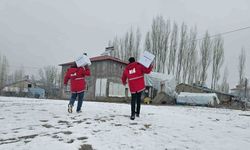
[177,92,220,107]
[59,55,130,102]
[176,83,234,105]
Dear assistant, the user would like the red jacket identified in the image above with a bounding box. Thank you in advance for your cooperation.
[122,62,153,94]
[64,66,90,93]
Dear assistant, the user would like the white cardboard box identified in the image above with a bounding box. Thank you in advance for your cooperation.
[75,55,91,67]
[138,51,155,68]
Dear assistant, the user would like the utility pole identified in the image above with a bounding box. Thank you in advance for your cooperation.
[245,78,248,99]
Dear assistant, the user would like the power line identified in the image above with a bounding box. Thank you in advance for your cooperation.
[196,26,250,41]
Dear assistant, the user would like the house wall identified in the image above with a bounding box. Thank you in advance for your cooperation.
[86,60,127,101]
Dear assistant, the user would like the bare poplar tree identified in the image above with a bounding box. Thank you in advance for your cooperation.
[168,22,178,75]
[119,38,125,60]
[123,32,130,60]
[162,19,171,73]
[144,32,152,53]
[200,31,212,84]
[194,62,202,83]
[181,27,191,83]
[150,16,164,72]
[176,22,188,83]
[12,66,26,94]
[38,68,45,84]
[219,67,229,93]
[39,66,58,98]
[109,37,119,58]
[57,71,62,89]
[109,27,141,61]
[238,47,246,85]
[109,37,124,60]
[128,28,134,59]
[211,35,224,90]
[133,28,141,60]
[13,66,25,82]
[187,27,198,84]
[0,54,9,90]
[146,16,171,73]
[31,75,36,83]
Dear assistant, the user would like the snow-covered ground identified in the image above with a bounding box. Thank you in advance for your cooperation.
[0,96,250,150]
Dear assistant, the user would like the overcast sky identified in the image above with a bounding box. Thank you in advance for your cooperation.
[0,0,249,88]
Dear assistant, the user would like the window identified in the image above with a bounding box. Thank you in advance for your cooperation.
[28,84,32,88]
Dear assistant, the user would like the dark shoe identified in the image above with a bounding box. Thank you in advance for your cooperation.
[130,115,135,120]
[68,104,73,113]
[76,110,82,113]
[136,113,139,117]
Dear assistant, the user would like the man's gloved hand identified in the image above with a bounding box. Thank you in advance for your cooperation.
[122,81,127,86]
[84,65,89,69]
[63,85,67,92]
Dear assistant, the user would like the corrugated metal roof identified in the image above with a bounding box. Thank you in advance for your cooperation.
[231,87,250,90]
[3,79,34,87]
[59,55,128,66]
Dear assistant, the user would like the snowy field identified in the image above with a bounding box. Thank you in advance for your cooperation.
[0,96,250,150]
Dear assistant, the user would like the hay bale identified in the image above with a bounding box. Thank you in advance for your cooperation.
[152,92,176,105]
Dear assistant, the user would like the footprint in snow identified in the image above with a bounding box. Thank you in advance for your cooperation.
[130,123,138,125]
[77,137,88,141]
[39,120,48,122]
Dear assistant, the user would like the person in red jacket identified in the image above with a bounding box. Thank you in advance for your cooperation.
[122,57,153,120]
[64,62,90,113]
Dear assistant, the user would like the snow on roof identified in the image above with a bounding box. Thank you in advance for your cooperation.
[2,79,33,88]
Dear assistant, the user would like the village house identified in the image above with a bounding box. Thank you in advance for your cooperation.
[1,79,45,98]
[59,55,130,102]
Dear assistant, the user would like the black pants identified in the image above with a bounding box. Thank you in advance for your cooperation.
[131,92,142,116]
[69,92,84,112]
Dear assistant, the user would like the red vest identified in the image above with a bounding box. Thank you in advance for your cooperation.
[64,67,90,93]
[122,62,152,94]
